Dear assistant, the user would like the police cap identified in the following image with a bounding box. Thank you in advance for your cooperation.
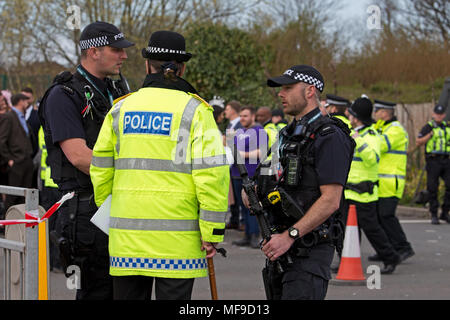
[373,99,396,111]
[326,94,350,107]
[267,65,324,92]
[79,21,134,50]
[348,97,373,125]
[434,104,446,114]
[142,30,192,62]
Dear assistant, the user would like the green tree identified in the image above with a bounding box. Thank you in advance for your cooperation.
[184,22,275,107]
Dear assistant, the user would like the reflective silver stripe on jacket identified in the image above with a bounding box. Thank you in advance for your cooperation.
[112,99,125,154]
[110,217,200,231]
[358,143,369,153]
[379,174,405,179]
[174,98,202,165]
[199,209,227,223]
[115,158,192,174]
[91,156,114,168]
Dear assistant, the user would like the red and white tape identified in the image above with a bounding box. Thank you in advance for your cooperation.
[0,192,75,228]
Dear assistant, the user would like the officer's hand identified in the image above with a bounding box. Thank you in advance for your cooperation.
[261,232,294,262]
[241,189,250,208]
[201,241,217,258]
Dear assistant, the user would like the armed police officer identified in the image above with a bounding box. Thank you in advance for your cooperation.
[244,65,354,300]
[39,21,134,299]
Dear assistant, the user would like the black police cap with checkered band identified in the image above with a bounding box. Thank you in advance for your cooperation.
[142,30,192,62]
[267,65,325,92]
[79,21,134,50]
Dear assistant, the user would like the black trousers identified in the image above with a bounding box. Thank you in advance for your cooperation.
[56,193,113,300]
[426,157,450,215]
[377,197,412,253]
[5,158,34,210]
[269,243,334,300]
[113,276,195,300]
[344,200,399,264]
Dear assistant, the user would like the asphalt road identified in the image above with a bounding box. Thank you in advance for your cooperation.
[2,211,450,300]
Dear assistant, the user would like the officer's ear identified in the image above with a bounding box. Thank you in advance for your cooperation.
[177,63,186,77]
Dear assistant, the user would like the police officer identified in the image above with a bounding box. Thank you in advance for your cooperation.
[245,65,354,300]
[256,106,278,150]
[271,108,287,130]
[38,21,134,299]
[372,100,414,262]
[324,94,351,129]
[346,97,400,274]
[90,30,229,300]
[416,104,450,224]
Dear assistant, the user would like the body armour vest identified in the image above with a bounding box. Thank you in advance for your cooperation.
[38,69,123,191]
[273,115,354,229]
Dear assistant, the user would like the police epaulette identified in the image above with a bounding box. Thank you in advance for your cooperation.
[113,92,134,105]
[61,85,74,95]
[188,93,212,110]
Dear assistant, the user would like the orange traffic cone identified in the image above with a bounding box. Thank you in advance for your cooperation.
[331,204,366,285]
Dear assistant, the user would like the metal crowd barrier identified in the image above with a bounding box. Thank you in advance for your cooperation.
[0,185,43,300]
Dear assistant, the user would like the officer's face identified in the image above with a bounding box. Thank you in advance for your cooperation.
[96,46,128,76]
[278,82,307,117]
[433,112,446,123]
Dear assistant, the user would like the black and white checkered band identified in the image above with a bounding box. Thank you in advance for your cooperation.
[79,33,124,50]
[80,36,109,50]
[327,99,347,106]
[145,46,187,55]
[283,69,324,92]
[374,103,395,109]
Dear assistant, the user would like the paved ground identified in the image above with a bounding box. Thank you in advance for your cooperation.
[2,205,450,300]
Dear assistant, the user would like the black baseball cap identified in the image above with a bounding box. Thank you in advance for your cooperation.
[79,21,134,50]
[434,104,446,114]
[267,65,325,92]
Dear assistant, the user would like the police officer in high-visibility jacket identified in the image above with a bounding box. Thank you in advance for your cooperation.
[372,100,414,262]
[324,94,352,129]
[416,104,450,224]
[90,30,229,300]
[345,97,400,274]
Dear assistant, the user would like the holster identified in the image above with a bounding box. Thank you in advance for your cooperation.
[346,180,378,194]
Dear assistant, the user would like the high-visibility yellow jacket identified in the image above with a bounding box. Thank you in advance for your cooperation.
[333,114,352,130]
[345,125,380,203]
[375,119,408,199]
[90,88,229,279]
[425,120,450,155]
[38,126,58,188]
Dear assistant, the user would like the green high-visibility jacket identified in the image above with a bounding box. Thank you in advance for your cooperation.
[345,125,380,203]
[425,120,450,155]
[90,88,229,279]
[375,119,408,199]
[38,126,58,188]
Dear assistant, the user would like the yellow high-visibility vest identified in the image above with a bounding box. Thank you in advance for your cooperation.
[345,125,380,203]
[375,119,408,199]
[90,87,229,279]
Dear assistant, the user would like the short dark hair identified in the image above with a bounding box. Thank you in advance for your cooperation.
[21,87,33,94]
[240,105,256,115]
[226,100,241,114]
[11,93,29,106]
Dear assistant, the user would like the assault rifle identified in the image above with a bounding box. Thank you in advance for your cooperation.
[232,144,292,299]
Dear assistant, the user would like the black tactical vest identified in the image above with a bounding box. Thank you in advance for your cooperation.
[38,69,122,191]
[274,115,354,228]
